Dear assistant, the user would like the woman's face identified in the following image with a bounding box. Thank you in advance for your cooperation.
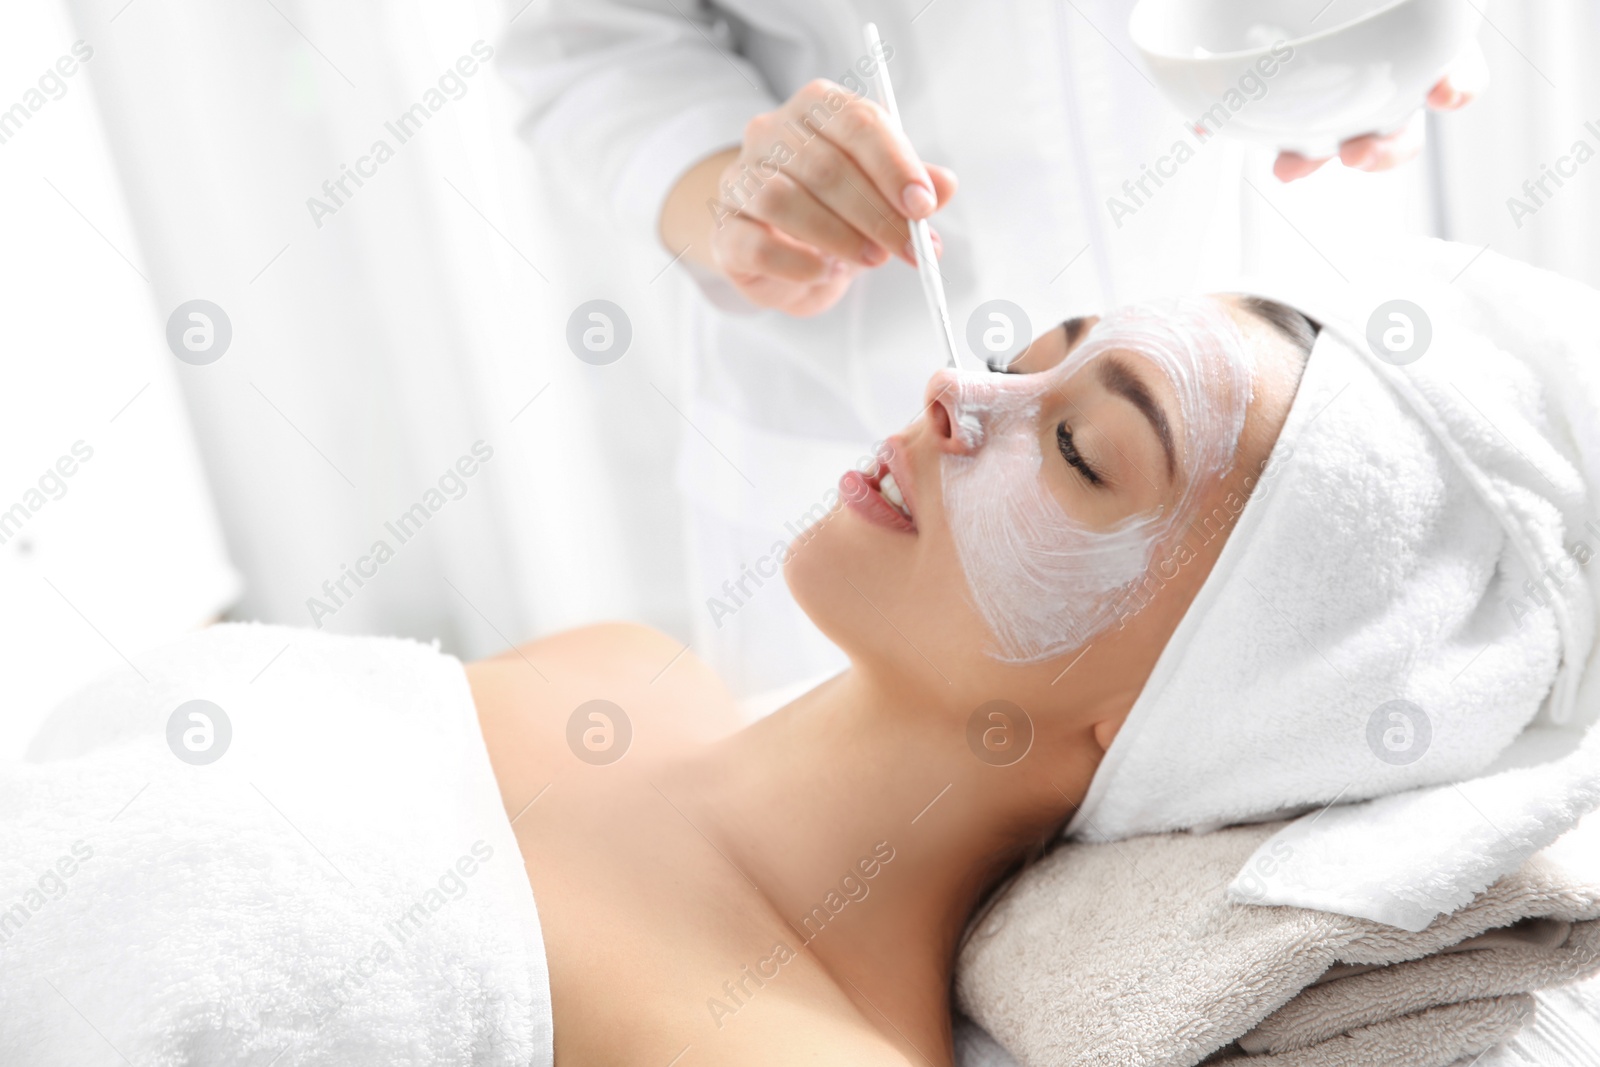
[786,295,1305,725]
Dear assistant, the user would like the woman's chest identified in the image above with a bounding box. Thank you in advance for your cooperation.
[515,778,896,1066]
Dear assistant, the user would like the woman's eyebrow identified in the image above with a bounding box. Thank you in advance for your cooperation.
[994,316,1099,375]
[1097,354,1176,480]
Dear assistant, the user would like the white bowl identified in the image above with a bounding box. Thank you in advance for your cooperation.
[1128,0,1480,156]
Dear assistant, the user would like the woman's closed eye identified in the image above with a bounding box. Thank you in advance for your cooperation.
[1057,422,1105,487]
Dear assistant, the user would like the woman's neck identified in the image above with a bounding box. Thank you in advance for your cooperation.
[655,665,1113,1063]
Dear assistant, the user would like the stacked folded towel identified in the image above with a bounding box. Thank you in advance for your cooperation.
[955,816,1600,1067]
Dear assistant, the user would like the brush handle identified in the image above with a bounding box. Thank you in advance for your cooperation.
[862,22,965,371]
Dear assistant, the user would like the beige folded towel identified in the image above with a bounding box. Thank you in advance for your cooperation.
[954,817,1600,1067]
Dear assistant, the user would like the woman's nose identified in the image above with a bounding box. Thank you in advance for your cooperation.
[923,368,982,454]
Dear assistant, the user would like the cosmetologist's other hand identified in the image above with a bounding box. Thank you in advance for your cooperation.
[1273,43,1488,182]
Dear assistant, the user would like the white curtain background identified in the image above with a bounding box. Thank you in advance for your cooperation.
[53,0,698,641]
[0,0,240,757]
[4,0,1598,751]
[1430,1,1600,279]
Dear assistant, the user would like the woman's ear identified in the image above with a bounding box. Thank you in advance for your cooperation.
[1091,716,1123,753]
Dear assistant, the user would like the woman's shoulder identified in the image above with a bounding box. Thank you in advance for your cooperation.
[466,621,742,796]
[467,627,936,1067]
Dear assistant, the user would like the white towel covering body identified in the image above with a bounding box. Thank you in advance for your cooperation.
[0,622,554,1067]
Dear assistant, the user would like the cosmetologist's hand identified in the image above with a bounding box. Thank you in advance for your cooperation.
[1273,43,1489,182]
[661,79,957,317]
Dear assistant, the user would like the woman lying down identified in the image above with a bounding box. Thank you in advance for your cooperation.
[5,244,1599,1066]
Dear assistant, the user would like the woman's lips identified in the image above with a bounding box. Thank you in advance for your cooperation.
[839,447,917,533]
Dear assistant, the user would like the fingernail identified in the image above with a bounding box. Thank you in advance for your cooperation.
[902,182,936,218]
[862,243,889,266]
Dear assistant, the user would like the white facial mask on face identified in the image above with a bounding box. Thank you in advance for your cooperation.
[940,298,1255,662]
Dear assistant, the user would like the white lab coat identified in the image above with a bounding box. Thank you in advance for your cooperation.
[501,0,1250,695]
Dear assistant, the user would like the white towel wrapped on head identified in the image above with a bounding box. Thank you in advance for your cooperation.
[0,622,553,1067]
[1067,240,1600,931]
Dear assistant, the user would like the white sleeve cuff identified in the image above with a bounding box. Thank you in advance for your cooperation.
[611,96,766,249]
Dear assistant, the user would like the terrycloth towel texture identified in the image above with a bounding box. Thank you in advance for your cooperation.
[1067,240,1600,931]
[955,816,1600,1067]
[954,985,1600,1067]
[0,623,554,1067]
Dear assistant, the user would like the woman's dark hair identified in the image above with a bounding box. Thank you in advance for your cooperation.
[1236,295,1321,357]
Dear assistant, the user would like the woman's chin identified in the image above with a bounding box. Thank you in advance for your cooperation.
[782,508,858,629]
[782,515,973,690]
[785,510,904,644]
